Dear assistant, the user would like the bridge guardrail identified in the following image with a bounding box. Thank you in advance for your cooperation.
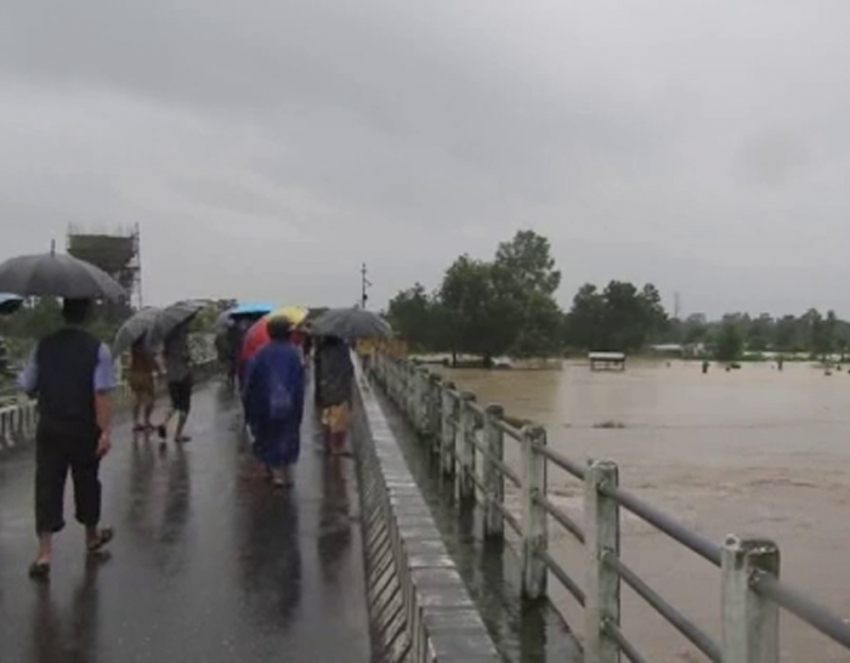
[369,349,850,663]
[351,354,500,662]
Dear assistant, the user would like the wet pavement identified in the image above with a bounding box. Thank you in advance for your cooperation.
[0,383,370,662]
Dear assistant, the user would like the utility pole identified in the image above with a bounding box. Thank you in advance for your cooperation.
[361,263,372,309]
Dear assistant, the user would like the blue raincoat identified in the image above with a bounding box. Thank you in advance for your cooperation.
[244,340,305,467]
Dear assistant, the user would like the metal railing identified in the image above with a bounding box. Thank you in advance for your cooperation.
[369,350,850,663]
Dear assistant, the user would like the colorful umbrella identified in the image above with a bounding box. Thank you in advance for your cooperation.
[232,302,276,317]
[239,306,308,366]
[271,306,308,327]
[214,302,275,330]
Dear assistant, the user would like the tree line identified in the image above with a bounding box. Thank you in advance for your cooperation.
[386,230,850,363]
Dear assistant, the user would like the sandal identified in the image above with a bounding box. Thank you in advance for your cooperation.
[28,561,50,580]
[175,435,192,444]
[87,527,115,554]
[132,424,146,432]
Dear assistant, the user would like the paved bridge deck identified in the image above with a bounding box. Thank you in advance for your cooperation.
[0,383,371,662]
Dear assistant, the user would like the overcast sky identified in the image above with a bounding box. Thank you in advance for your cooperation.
[2,1,849,317]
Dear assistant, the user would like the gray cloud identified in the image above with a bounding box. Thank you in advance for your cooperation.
[2,1,850,316]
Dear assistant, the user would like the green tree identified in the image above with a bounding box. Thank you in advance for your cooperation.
[639,283,669,342]
[747,313,774,352]
[682,313,709,345]
[440,255,517,363]
[813,310,838,358]
[714,322,744,361]
[564,280,669,352]
[387,283,440,351]
[773,315,800,352]
[510,292,563,358]
[492,230,563,357]
[2,298,63,340]
[564,283,605,350]
[493,230,561,295]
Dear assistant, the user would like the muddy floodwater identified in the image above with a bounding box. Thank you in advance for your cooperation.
[440,360,850,662]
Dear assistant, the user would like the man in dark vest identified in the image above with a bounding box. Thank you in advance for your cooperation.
[19,298,116,579]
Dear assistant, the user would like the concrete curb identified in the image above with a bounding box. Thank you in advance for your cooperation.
[352,354,500,662]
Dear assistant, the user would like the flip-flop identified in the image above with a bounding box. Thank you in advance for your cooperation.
[175,435,192,443]
[87,527,115,554]
[132,424,146,432]
[28,561,50,580]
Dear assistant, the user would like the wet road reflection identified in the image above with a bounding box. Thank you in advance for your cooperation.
[237,480,302,632]
[0,383,371,662]
[318,457,353,586]
[29,558,107,663]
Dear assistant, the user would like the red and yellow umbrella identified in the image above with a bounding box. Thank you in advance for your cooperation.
[240,306,308,366]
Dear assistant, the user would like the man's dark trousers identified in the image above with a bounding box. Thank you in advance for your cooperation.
[34,419,101,534]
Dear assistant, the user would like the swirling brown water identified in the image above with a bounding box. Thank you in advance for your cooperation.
[440,360,850,662]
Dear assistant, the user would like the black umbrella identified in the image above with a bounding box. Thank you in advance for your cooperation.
[311,308,392,339]
[0,250,125,301]
[112,307,163,356]
[148,300,204,346]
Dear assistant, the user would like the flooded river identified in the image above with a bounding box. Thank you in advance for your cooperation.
[440,360,850,662]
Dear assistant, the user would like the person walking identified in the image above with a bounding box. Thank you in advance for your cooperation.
[157,322,193,446]
[18,298,115,580]
[316,335,354,455]
[129,337,158,432]
[243,317,305,487]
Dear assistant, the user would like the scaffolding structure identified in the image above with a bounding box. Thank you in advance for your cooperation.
[66,223,142,309]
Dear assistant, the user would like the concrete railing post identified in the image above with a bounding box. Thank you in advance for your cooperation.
[483,404,505,539]
[427,374,442,453]
[722,535,780,663]
[521,425,548,599]
[391,358,400,403]
[440,385,456,478]
[412,367,425,434]
[457,392,476,502]
[585,460,620,663]
[406,364,417,423]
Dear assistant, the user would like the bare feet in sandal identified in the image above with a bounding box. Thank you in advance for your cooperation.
[28,561,50,581]
[86,527,115,554]
[271,467,293,488]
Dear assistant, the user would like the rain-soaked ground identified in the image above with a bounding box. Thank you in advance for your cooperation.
[0,383,371,662]
[441,359,850,662]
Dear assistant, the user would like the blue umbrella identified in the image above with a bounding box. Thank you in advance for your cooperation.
[230,302,276,316]
[214,302,275,329]
[0,293,23,315]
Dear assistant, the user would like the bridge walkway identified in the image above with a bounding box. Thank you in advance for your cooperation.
[0,383,371,662]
